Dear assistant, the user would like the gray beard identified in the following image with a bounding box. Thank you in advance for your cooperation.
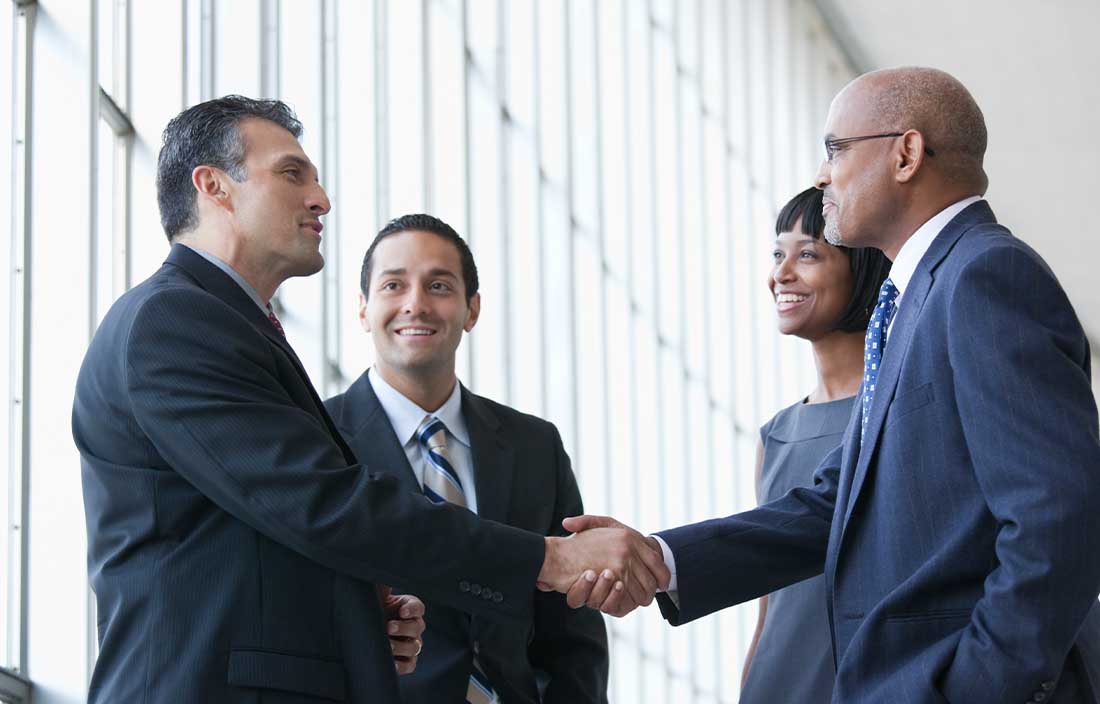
[824,218,844,246]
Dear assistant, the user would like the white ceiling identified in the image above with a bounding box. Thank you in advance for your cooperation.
[816,0,1100,346]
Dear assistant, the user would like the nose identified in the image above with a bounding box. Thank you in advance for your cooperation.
[814,160,831,189]
[773,254,797,286]
[401,286,429,316]
[307,181,331,216]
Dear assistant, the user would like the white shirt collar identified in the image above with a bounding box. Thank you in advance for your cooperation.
[889,196,983,297]
[367,367,469,448]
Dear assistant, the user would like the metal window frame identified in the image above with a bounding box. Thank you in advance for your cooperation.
[5,0,34,688]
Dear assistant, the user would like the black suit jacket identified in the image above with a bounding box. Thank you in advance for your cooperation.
[73,245,545,703]
[325,372,609,704]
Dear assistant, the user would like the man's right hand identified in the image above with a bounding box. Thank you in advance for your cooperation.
[535,515,670,617]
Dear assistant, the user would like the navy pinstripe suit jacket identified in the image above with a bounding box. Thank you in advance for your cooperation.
[657,202,1100,703]
[73,245,545,703]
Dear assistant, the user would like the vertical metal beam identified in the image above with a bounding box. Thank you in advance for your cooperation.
[260,0,280,98]
[530,2,545,415]
[495,0,511,404]
[459,0,474,387]
[7,0,35,677]
[374,0,389,229]
[320,0,340,395]
[421,0,432,212]
[561,0,576,451]
[200,0,214,100]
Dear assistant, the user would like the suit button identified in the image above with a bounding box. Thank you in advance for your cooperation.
[459,581,470,593]
[481,589,493,600]
[471,584,482,596]
[492,591,503,603]
[1041,681,1055,691]
[1034,693,1047,702]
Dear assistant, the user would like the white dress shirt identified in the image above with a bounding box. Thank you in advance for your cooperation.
[182,243,271,313]
[885,195,983,340]
[368,367,479,514]
[654,195,985,598]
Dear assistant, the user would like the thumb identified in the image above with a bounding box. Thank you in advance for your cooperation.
[562,514,619,533]
[536,581,553,592]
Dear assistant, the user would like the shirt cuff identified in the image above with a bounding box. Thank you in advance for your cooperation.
[650,534,678,593]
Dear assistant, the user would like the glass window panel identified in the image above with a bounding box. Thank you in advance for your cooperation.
[652,32,681,347]
[624,2,654,314]
[595,0,628,279]
[428,0,467,228]
[573,237,606,506]
[567,0,598,235]
[506,131,544,416]
[214,0,261,98]
[1,0,15,674]
[386,0,426,215]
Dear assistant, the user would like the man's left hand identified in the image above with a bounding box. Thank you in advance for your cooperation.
[378,585,426,675]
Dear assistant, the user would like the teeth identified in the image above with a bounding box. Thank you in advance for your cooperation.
[776,294,808,303]
[398,329,434,336]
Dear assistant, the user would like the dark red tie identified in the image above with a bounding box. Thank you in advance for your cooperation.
[266,308,286,337]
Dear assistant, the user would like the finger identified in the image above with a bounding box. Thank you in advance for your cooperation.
[629,549,659,606]
[599,581,638,618]
[390,637,422,659]
[562,514,618,533]
[395,595,426,619]
[565,570,598,608]
[388,618,425,640]
[584,569,617,609]
[638,538,672,591]
[394,654,418,675]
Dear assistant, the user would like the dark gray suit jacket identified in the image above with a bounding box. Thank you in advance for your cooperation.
[326,372,608,704]
[657,202,1100,703]
[73,245,546,703]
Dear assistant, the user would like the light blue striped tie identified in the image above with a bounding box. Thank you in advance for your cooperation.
[861,278,899,440]
[415,416,498,704]
[416,416,466,508]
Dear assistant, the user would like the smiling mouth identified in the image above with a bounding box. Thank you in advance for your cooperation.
[396,328,437,337]
[775,293,810,312]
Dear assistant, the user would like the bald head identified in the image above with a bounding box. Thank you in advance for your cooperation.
[841,67,989,192]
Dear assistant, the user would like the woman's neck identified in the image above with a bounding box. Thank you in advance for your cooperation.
[806,329,866,404]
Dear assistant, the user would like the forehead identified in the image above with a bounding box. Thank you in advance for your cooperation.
[824,79,875,137]
[373,230,463,270]
[238,117,310,164]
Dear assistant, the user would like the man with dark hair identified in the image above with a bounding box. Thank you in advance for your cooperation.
[569,67,1100,703]
[325,214,609,704]
[73,96,666,703]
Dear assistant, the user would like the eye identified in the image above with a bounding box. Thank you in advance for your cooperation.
[380,281,400,291]
[430,281,453,292]
[800,250,818,260]
[772,250,783,261]
[284,168,300,180]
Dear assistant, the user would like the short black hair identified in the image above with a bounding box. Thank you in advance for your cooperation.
[775,187,891,333]
[360,214,479,303]
[156,95,303,241]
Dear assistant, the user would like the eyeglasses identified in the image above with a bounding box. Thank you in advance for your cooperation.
[823,132,936,163]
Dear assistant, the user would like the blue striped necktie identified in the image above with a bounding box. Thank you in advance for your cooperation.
[416,416,467,508]
[415,416,499,704]
[861,278,899,439]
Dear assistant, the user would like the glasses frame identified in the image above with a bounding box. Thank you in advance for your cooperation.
[824,132,936,163]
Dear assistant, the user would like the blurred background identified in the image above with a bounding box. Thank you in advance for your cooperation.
[1,1,1097,702]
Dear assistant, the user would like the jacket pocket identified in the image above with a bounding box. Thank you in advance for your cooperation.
[228,649,346,701]
[885,607,971,624]
[884,382,935,429]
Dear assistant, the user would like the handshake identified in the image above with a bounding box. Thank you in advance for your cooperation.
[535,515,671,617]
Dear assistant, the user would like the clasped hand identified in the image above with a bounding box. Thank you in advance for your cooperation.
[536,515,669,617]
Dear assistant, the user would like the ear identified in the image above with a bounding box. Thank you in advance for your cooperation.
[463,292,481,333]
[358,292,372,333]
[894,129,928,184]
[192,165,234,213]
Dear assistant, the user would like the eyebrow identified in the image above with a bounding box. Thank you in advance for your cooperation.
[776,237,820,245]
[274,155,318,177]
[376,267,459,280]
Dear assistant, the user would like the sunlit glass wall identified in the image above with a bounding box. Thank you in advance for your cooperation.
[1,1,856,701]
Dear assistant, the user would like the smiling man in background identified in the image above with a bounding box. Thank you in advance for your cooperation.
[325,214,609,704]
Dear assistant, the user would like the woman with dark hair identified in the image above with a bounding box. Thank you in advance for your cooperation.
[739,186,891,703]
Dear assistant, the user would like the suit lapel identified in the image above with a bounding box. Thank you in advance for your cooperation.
[165,244,357,464]
[340,372,422,495]
[462,388,515,524]
[838,200,998,532]
[841,265,932,530]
